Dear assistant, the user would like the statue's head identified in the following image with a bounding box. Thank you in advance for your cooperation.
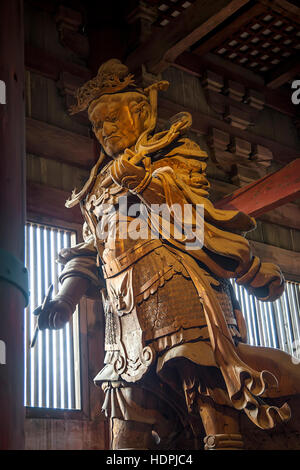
[69,59,168,158]
[88,91,151,158]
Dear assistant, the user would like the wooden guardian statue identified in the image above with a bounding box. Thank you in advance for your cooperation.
[34,59,300,450]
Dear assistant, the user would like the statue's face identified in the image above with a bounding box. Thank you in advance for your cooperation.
[89,92,149,158]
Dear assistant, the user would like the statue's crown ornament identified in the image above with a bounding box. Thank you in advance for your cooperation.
[69,59,140,115]
[66,58,171,208]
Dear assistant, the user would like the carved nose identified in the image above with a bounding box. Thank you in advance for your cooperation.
[102,121,117,137]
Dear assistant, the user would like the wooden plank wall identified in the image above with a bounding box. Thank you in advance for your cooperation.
[24,1,107,450]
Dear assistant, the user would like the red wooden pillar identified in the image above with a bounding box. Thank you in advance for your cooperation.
[0,0,27,450]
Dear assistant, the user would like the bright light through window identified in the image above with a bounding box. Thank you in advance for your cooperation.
[231,280,300,360]
[24,222,81,410]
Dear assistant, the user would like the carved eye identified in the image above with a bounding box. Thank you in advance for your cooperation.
[93,122,103,132]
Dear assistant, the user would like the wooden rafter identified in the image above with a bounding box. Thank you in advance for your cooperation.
[266,56,300,89]
[214,159,300,217]
[258,0,300,24]
[25,44,91,82]
[152,0,197,26]
[199,8,300,79]
[27,182,82,225]
[193,3,266,56]
[126,0,252,74]
[26,118,96,169]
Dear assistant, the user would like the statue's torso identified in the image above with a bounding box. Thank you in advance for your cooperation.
[85,159,241,383]
[85,161,150,261]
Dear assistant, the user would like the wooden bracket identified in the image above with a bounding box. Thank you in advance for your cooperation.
[202,70,266,130]
[55,4,89,60]
[207,127,273,186]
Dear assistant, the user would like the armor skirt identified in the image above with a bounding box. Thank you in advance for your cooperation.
[95,241,242,419]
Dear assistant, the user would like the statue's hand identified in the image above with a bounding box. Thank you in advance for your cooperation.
[33,299,73,330]
[110,149,146,191]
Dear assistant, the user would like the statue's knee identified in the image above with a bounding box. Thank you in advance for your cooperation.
[110,418,154,450]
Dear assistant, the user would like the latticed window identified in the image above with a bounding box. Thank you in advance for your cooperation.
[232,280,300,360]
[24,222,81,410]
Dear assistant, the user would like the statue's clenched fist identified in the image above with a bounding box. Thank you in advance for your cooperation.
[110,149,147,191]
[33,299,74,330]
[31,278,89,340]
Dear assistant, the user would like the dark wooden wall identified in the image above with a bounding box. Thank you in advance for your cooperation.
[24,0,107,450]
[0,0,26,450]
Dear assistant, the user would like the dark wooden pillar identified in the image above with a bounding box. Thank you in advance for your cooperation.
[0,0,26,450]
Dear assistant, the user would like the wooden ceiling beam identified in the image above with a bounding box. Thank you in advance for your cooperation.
[266,56,300,89]
[193,3,266,57]
[27,181,83,225]
[214,158,300,217]
[174,51,299,117]
[209,178,300,231]
[25,44,91,82]
[126,0,252,74]
[26,118,96,169]
[257,0,300,23]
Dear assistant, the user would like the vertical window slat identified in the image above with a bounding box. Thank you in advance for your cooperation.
[249,294,260,346]
[32,224,39,407]
[288,283,300,347]
[65,231,76,409]
[25,225,30,407]
[231,278,300,356]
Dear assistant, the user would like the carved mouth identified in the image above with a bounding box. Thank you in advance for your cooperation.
[105,135,120,143]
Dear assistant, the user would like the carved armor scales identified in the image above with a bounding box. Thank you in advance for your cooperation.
[83,161,241,383]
